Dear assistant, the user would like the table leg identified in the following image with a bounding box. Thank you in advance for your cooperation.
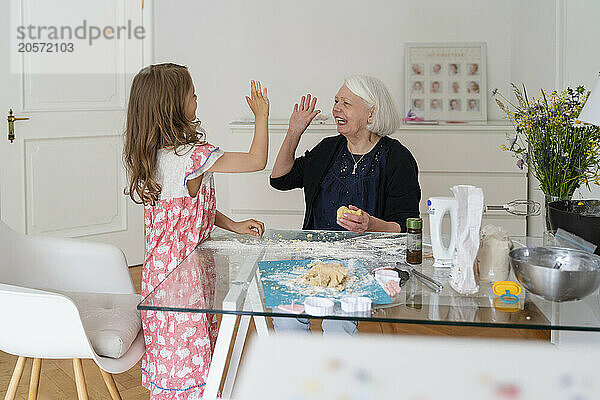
[253,315,269,337]
[209,246,269,398]
[248,270,270,337]
[204,314,237,400]
[221,314,251,398]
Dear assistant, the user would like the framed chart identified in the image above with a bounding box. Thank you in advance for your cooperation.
[405,42,487,122]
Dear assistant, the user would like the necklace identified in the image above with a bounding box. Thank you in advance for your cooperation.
[348,137,379,174]
[350,152,366,174]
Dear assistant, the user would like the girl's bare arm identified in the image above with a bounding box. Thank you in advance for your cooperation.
[214,210,265,237]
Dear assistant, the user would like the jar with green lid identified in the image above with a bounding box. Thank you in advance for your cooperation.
[406,217,422,264]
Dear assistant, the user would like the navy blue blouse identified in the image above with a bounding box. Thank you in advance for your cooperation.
[312,139,387,230]
[270,135,421,232]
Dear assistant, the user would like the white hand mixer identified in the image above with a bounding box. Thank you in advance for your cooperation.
[427,197,540,268]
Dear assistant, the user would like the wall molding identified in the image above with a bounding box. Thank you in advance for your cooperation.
[231,209,304,216]
[24,134,128,237]
[230,122,514,136]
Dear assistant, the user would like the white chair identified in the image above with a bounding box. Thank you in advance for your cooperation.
[0,221,145,400]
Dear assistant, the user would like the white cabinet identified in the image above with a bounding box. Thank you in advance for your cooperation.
[226,122,526,236]
[396,123,527,236]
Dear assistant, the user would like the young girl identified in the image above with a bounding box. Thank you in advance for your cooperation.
[123,63,269,399]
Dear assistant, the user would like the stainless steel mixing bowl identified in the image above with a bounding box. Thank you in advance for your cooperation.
[509,247,600,302]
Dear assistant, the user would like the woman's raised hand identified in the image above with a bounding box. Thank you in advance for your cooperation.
[246,80,269,119]
[288,94,321,137]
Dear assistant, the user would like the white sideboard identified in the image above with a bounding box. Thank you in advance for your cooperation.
[225,122,527,236]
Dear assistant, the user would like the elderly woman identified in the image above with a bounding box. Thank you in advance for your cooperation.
[270,75,421,335]
[271,75,420,234]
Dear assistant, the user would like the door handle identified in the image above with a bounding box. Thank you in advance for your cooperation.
[7,109,29,143]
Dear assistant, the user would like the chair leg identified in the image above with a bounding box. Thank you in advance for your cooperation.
[27,358,42,400]
[72,359,89,400]
[99,369,122,400]
[4,356,27,400]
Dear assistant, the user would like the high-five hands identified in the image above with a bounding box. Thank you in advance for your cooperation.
[288,93,321,137]
[246,80,269,118]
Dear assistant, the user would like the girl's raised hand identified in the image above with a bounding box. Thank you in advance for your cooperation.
[245,80,269,119]
[288,93,321,137]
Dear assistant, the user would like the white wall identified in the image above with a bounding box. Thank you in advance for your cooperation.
[564,0,600,199]
[154,0,514,122]
[152,0,600,216]
[154,0,516,213]
[510,1,558,236]
[510,1,556,96]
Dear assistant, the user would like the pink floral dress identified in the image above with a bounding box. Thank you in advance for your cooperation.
[141,143,224,399]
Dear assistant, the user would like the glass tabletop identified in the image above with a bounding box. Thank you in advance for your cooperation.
[138,229,600,332]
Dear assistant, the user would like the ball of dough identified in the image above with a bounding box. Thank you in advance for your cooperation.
[337,206,362,221]
[303,262,348,290]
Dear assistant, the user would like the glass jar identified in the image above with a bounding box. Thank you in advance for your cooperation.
[406,217,423,264]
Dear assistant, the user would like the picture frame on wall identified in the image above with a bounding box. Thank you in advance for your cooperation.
[405,42,487,122]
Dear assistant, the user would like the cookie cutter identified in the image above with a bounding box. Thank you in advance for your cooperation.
[375,269,400,280]
[372,267,410,286]
[340,296,372,313]
[277,300,305,314]
[304,297,334,316]
[493,281,522,304]
[374,270,403,297]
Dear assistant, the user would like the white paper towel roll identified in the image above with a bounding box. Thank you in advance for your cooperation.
[449,185,483,294]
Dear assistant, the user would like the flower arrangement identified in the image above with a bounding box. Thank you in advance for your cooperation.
[493,84,600,199]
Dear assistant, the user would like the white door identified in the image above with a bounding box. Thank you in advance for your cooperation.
[0,0,153,265]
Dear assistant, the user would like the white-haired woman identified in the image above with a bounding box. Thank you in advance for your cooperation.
[271,75,420,234]
[270,75,421,335]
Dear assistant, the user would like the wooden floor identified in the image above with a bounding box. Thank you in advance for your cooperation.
[1,265,548,399]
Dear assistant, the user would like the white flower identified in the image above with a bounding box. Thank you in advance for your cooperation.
[175,313,189,323]
[182,327,197,340]
[176,367,192,378]
[159,348,172,359]
[175,347,191,359]
[192,355,204,367]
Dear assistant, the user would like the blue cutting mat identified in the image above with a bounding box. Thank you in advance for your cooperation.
[257,259,393,308]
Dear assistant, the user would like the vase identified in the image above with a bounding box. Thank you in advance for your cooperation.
[544,194,572,231]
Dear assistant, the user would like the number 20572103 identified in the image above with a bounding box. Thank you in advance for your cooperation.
[18,42,74,52]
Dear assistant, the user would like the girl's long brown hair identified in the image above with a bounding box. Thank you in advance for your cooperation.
[123,63,205,205]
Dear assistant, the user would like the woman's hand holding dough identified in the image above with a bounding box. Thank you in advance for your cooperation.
[337,205,370,233]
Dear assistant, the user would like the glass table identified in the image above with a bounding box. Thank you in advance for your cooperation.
[138,229,600,399]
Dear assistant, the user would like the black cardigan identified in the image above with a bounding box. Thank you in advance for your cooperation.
[270,135,421,231]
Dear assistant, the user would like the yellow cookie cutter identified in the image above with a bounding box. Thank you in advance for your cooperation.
[493,281,522,304]
[493,297,520,312]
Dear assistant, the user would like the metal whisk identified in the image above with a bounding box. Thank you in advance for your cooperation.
[484,199,541,216]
